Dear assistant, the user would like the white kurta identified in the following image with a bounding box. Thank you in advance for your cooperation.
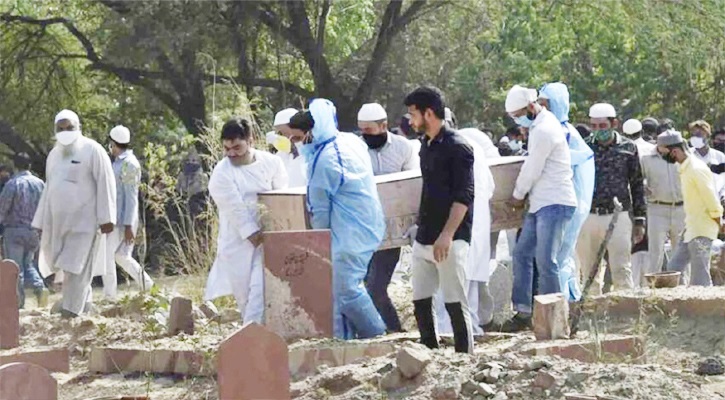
[276,151,308,187]
[204,150,288,317]
[33,136,117,278]
[458,130,495,282]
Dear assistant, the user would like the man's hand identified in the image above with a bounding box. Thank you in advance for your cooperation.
[508,197,525,212]
[124,226,135,245]
[248,231,263,248]
[433,232,453,264]
[633,225,645,244]
[100,223,114,234]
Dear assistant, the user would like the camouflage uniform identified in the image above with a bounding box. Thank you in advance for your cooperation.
[575,132,646,294]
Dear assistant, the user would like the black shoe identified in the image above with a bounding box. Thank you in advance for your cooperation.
[413,297,439,349]
[498,313,532,333]
[445,302,472,353]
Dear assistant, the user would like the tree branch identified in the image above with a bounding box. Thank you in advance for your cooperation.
[316,0,331,56]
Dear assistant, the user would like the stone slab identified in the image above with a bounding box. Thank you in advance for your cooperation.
[167,297,194,336]
[288,342,396,377]
[520,335,646,363]
[0,260,19,349]
[263,230,333,340]
[0,348,69,373]
[533,293,570,341]
[218,323,289,400]
[89,347,210,376]
[589,286,725,319]
[0,362,57,399]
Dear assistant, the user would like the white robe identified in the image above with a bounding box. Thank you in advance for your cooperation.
[33,136,116,278]
[204,150,288,315]
[276,151,308,188]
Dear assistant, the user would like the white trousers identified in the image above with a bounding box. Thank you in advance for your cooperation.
[631,252,650,288]
[435,280,483,336]
[102,228,154,300]
[237,254,264,325]
[576,212,634,295]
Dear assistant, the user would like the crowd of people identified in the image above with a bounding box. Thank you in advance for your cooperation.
[3,82,723,355]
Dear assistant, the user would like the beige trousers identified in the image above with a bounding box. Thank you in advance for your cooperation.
[576,212,634,295]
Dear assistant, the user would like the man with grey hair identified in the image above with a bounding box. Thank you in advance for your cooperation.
[657,130,723,286]
[33,109,116,318]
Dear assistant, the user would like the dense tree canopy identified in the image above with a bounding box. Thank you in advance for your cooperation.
[2,0,725,168]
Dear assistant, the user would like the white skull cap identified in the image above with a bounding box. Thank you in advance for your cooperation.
[109,125,131,144]
[589,103,617,118]
[54,109,80,125]
[622,119,642,135]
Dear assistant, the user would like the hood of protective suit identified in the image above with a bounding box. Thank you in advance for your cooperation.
[539,82,570,123]
[309,98,339,144]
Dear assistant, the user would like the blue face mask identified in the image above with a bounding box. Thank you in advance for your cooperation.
[514,114,534,128]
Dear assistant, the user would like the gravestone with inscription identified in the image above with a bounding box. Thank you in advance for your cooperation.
[263,230,333,340]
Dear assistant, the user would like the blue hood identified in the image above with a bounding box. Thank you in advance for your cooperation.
[539,82,570,123]
[309,98,339,144]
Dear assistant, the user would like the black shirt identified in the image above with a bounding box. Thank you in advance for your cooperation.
[416,127,475,245]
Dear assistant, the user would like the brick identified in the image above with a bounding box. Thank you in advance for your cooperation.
[167,297,194,336]
[0,348,69,373]
[89,347,210,376]
[520,335,646,363]
[218,323,289,400]
[396,345,431,379]
[0,260,19,349]
[533,370,557,389]
[288,342,395,377]
[533,293,570,340]
[0,362,57,400]
[263,230,333,340]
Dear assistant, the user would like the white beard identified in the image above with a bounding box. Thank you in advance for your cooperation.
[56,137,82,159]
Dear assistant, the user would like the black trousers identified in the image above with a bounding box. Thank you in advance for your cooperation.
[365,247,403,332]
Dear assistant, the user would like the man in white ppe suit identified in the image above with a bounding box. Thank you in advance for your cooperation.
[358,102,418,333]
[102,125,154,300]
[204,118,288,325]
[33,109,116,318]
[272,108,308,187]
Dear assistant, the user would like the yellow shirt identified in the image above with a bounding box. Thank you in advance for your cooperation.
[679,156,723,242]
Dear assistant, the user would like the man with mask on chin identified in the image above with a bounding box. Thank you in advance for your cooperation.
[357,102,418,333]
[658,130,723,286]
[33,109,117,318]
[500,85,577,332]
[577,103,646,295]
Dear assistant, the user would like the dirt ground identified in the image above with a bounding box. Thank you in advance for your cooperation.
[10,239,725,400]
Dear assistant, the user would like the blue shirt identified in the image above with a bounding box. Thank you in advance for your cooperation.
[113,150,141,227]
[0,171,45,228]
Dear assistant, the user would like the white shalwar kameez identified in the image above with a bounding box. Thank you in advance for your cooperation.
[204,149,288,324]
[435,130,495,336]
[33,136,116,315]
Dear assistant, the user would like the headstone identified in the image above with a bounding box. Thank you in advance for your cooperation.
[0,362,57,399]
[263,230,333,339]
[167,297,194,336]
[533,293,570,340]
[217,323,289,400]
[0,260,19,349]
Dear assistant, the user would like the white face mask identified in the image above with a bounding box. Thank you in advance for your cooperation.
[55,130,81,146]
[691,136,706,149]
[509,140,522,152]
[294,141,304,151]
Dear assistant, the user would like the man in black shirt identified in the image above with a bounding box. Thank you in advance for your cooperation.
[404,86,475,354]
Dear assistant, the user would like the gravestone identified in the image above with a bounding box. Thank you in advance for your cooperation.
[533,293,570,340]
[0,362,57,399]
[263,230,333,339]
[0,260,19,349]
[217,323,289,400]
[167,296,194,336]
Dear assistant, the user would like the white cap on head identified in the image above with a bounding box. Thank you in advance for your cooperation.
[265,131,278,145]
[273,108,298,127]
[357,103,387,122]
[500,136,510,144]
[505,85,537,113]
[622,119,642,135]
[54,109,80,125]
[109,125,131,144]
[589,103,617,118]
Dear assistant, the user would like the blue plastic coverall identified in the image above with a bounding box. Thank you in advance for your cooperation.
[539,82,595,301]
[300,98,387,339]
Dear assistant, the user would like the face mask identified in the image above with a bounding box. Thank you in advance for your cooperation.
[690,136,706,149]
[55,130,81,146]
[514,114,534,128]
[509,140,522,152]
[273,135,292,154]
[594,129,613,143]
[362,133,387,150]
[662,152,677,164]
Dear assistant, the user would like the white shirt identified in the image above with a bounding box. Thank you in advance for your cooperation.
[513,109,577,213]
[633,137,655,160]
[693,147,725,166]
[457,128,501,160]
[365,132,419,175]
[276,151,308,187]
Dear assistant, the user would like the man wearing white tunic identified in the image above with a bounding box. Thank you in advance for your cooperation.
[204,118,288,324]
[272,108,308,187]
[33,109,116,318]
